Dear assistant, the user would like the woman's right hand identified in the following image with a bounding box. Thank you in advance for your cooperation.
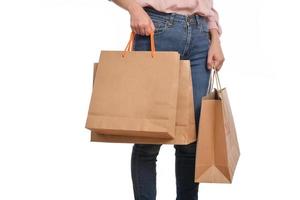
[128,4,155,36]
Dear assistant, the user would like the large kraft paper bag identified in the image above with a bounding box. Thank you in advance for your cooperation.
[195,70,240,183]
[91,60,196,144]
[85,32,180,139]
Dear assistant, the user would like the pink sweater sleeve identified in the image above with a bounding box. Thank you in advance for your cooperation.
[207,1,222,36]
[208,0,223,35]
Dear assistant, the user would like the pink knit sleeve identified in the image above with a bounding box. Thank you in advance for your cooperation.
[207,1,222,36]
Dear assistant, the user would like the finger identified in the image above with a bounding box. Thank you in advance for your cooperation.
[145,23,153,36]
[140,23,148,36]
[131,20,140,34]
[210,61,217,71]
[137,24,143,35]
[207,55,214,70]
[141,26,147,36]
[145,26,152,36]
[150,22,155,33]
[215,62,221,71]
[132,24,141,35]
[135,23,142,35]
[218,59,225,71]
[144,25,149,36]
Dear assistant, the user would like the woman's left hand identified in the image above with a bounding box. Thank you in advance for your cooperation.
[207,35,225,71]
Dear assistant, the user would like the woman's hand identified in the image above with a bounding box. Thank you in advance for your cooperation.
[207,29,225,71]
[128,4,155,36]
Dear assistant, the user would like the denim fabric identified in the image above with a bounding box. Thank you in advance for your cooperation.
[131,7,212,200]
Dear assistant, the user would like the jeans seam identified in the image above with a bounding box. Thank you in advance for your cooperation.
[182,23,192,57]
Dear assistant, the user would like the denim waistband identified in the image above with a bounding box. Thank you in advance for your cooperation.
[143,6,208,28]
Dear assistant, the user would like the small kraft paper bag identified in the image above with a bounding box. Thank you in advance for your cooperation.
[194,68,240,183]
[85,31,181,139]
[91,60,196,145]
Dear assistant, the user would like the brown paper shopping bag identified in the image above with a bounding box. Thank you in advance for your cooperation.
[85,31,180,139]
[194,69,240,183]
[91,60,196,144]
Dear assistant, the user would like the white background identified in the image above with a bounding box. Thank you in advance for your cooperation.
[0,0,299,199]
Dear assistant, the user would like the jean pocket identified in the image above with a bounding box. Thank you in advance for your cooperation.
[198,21,210,41]
[149,15,173,36]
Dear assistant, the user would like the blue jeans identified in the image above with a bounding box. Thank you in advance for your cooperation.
[131,6,212,200]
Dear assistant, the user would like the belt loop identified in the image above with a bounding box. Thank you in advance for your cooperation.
[195,15,200,27]
[169,13,175,25]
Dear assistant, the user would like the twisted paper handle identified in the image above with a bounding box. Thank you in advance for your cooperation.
[121,31,156,58]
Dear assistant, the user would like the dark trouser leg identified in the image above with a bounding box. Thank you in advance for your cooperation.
[131,144,162,200]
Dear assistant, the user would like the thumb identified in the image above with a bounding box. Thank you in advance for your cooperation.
[207,53,214,70]
[150,20,155,33]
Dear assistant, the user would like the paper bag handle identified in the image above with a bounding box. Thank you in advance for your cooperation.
[206,66,222,94]
[121,31,156,58]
